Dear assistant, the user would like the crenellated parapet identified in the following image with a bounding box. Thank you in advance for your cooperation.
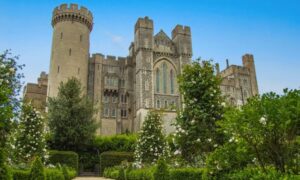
[172,25,191,39]
[52,3,93,31]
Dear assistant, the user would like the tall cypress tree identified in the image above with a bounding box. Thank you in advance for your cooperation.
[48,77,97,151]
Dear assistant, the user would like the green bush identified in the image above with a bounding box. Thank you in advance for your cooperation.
[169,168,203,180]
[94,134,137,152]
[100,151,134,175]
[153,158,169,180]
[224,166,300,180]
[48,150,78,172]
[0,164,13,180]
[126,167,153,180]
[29,157,45,180]
[45,168,64,180]
[103,166,120,179]
[12,169,30,180]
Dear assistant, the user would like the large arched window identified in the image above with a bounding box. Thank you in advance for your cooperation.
[170,69,174,94]
[163,63,167,94]
[156,68,160,93]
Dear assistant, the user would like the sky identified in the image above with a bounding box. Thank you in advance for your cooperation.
[1,0,299,94]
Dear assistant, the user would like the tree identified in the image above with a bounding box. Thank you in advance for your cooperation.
[219,89,300,173]
[174,59,225,164]
[15,103,47,164]
[48,77,97,151]
[29,157,45,180]
[134,111,169,166]
[0,50,24,149]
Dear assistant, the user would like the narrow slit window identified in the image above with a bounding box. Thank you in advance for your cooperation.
[69,48,72,56]
[80,34,83,42]
[60,32,63,39]
[57,66,60,73]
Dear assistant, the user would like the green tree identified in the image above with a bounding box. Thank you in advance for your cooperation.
[153,158,170,180]
[134,111,169,166]
[48,77,97,151]
[174,59,225,164]
[29,157,45,180]
[219,89,300,173]
[15,103,47,164]
[0,50,24,149]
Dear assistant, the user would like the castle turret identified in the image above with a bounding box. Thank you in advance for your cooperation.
[134,16,154,131]
[172,25,192,70]
[48,3,93,98]
[242,54,259,96]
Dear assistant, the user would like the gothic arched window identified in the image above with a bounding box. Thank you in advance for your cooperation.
[156,68,160,93]
[163,63,167,94]
[170,69,174,94]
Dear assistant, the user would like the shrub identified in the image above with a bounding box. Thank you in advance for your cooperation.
[103,166,120,179]
[169,168,203,180]
[12,169,30,180]
[224,166,300,180]
[29,157,45,180]
[45,168,64,180]
[100,151,134,175]
[126,167,153,180]
[48,150,78,172]
[76,134,137,171]
[0,164,13,180]
[153,158,169,180]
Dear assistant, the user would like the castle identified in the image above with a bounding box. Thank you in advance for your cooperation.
[23,3,259,135]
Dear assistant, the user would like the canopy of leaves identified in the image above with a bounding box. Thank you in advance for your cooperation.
[48,77,97,151]
[174,59,225,164]
[218,88,300,173]
[0,50,24,149]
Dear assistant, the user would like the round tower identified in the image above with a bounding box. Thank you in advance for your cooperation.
[48,3,93,98]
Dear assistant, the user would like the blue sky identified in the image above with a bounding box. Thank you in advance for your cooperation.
[1,0,299,94]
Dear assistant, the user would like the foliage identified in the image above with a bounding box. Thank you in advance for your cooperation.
[48,77,97,151]
[100,151,134,175]
[153,158,170,180]
[134,111,169,166]
[219,89,300,173]
[29,157,45,180]
[0,164,12,180]
[14,103,47,164]
[44,168,64,180]
[103,166,121,179]
[47,150,78,172]
[205,141,253,178]
[0,50,24,162]
[169,168,203,180]
[11,167,76,180]
[126,167,154,180]
[93,134,137,152]
[12,169,30,180]
[223,166,300,180]
[174,59,225,164]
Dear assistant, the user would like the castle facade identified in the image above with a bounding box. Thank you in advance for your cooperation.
[24,3,258,135]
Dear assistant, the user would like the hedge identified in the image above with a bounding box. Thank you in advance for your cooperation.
[48,150,78,172]
[12,167,76,180]
[170,168,203,180]
[100,151,134,175]
[103,166,204,180]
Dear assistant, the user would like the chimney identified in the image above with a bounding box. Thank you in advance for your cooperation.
[226,59,229,68]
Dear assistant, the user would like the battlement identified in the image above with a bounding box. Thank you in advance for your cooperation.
[135,16,153,32]
[106,55,127,61]
[52,3,93,31]
[242,54,254,62]
[172,25,191,39]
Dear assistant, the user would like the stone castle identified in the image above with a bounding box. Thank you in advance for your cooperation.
[23,3,259,135]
